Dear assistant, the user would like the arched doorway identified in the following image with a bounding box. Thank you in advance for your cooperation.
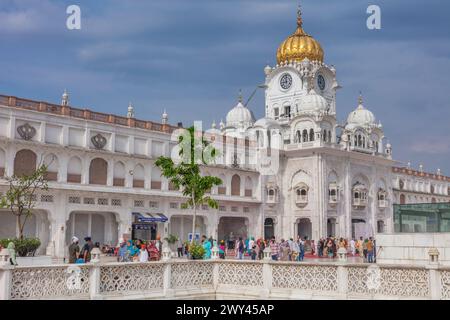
[297,218,312,240]
[352,218,366,239]
[14,149,37,176]
[218,217,248,248]
[66,212,118,246]
[327,218,336,237]
[264,218,274,240]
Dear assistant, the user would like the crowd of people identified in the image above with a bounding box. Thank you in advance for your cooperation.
[66,234,377,264]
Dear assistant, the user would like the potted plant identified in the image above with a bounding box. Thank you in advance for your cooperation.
[188,242,205,260]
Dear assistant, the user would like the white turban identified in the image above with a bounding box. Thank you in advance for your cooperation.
[72,236,79,243]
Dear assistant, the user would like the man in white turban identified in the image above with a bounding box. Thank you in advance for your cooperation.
[68,236,80,264]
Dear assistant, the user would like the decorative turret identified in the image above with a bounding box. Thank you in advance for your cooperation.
[127,102,135,118]
[61,89,69,107]
[162,109,168,125]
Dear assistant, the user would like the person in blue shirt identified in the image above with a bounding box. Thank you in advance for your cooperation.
[202,235,211,259]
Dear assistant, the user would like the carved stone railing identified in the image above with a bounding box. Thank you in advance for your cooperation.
[1,259,450,300]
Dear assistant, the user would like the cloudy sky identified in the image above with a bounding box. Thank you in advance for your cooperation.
[1,0,449,174]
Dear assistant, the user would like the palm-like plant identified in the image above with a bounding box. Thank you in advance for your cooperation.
[155,126,222,243]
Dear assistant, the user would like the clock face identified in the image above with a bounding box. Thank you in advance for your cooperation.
[280,73,292,90]
[317,74,326,90]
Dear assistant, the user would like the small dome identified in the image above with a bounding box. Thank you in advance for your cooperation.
[346,95,376,128]
[298,89,328,113]
[226,95,255,128]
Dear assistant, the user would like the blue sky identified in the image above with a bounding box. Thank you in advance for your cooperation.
[0,0,449,174]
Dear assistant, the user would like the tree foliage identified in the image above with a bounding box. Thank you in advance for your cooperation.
[155,126,222,243]
[0,165,49,240]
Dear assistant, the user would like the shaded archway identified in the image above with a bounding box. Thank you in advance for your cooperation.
[218,217,248,247]
[14,149,37,176]
[327,218,336,237]
[66,211,118,246]
[297,218,312,240]
[264,218,274,240]
[89,158,107,185]
[67,156,82,183]
[231,174,241,196]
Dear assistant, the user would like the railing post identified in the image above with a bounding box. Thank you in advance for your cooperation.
[213,261,219,292]
[0,249,13,300]
[89,262,102,300]
[261,261,272,299]
[163,262,174,298]
[427,265,442,300]
[337,264,348,297]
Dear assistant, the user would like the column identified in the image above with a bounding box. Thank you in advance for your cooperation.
[106,159,113,186]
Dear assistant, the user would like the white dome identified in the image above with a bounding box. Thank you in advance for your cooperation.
[298,89,328,113]
[347,105,375,127]
[226,100,255,128]
[346,96,377,129]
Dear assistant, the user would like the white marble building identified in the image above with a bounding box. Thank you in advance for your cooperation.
[0,8,449,260]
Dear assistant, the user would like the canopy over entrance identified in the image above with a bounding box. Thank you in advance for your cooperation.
[133,212,168,223]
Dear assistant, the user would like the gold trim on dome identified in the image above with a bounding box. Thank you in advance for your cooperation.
[276,6,324,64]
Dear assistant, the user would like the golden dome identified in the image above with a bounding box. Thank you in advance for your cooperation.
[276,7,324,64]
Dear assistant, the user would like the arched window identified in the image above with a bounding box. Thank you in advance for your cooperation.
[218,174,226,195]
[67,156,82,183]
[400,194,406,204]
[113,161,125,187]
[89,158,108,185]
[244,177,253,197]
[14,149,37,176]
[323,130,327,142]
[267,188,278,203]
[309,129,315,142]
[302,129,308,142]
[151,166,162,190]
[295,186,308,204]
[43,154,58,181]
[231,174,241,196]
[133,164,145,188]
[0,148,6,177]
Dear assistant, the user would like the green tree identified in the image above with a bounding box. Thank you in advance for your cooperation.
[0,165,49,240]
[155,126,222,243]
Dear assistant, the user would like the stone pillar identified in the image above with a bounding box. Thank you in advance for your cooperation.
[0,266,13,300]
[89,261,101,300]
[261,260,272,298]
[337,265,348,297]
[163,262,174,298]
[427,265,442,300]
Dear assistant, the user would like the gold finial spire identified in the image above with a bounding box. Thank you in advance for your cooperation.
[238,89,243,103]
[358,91,363,106]
[297,4,303,28]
